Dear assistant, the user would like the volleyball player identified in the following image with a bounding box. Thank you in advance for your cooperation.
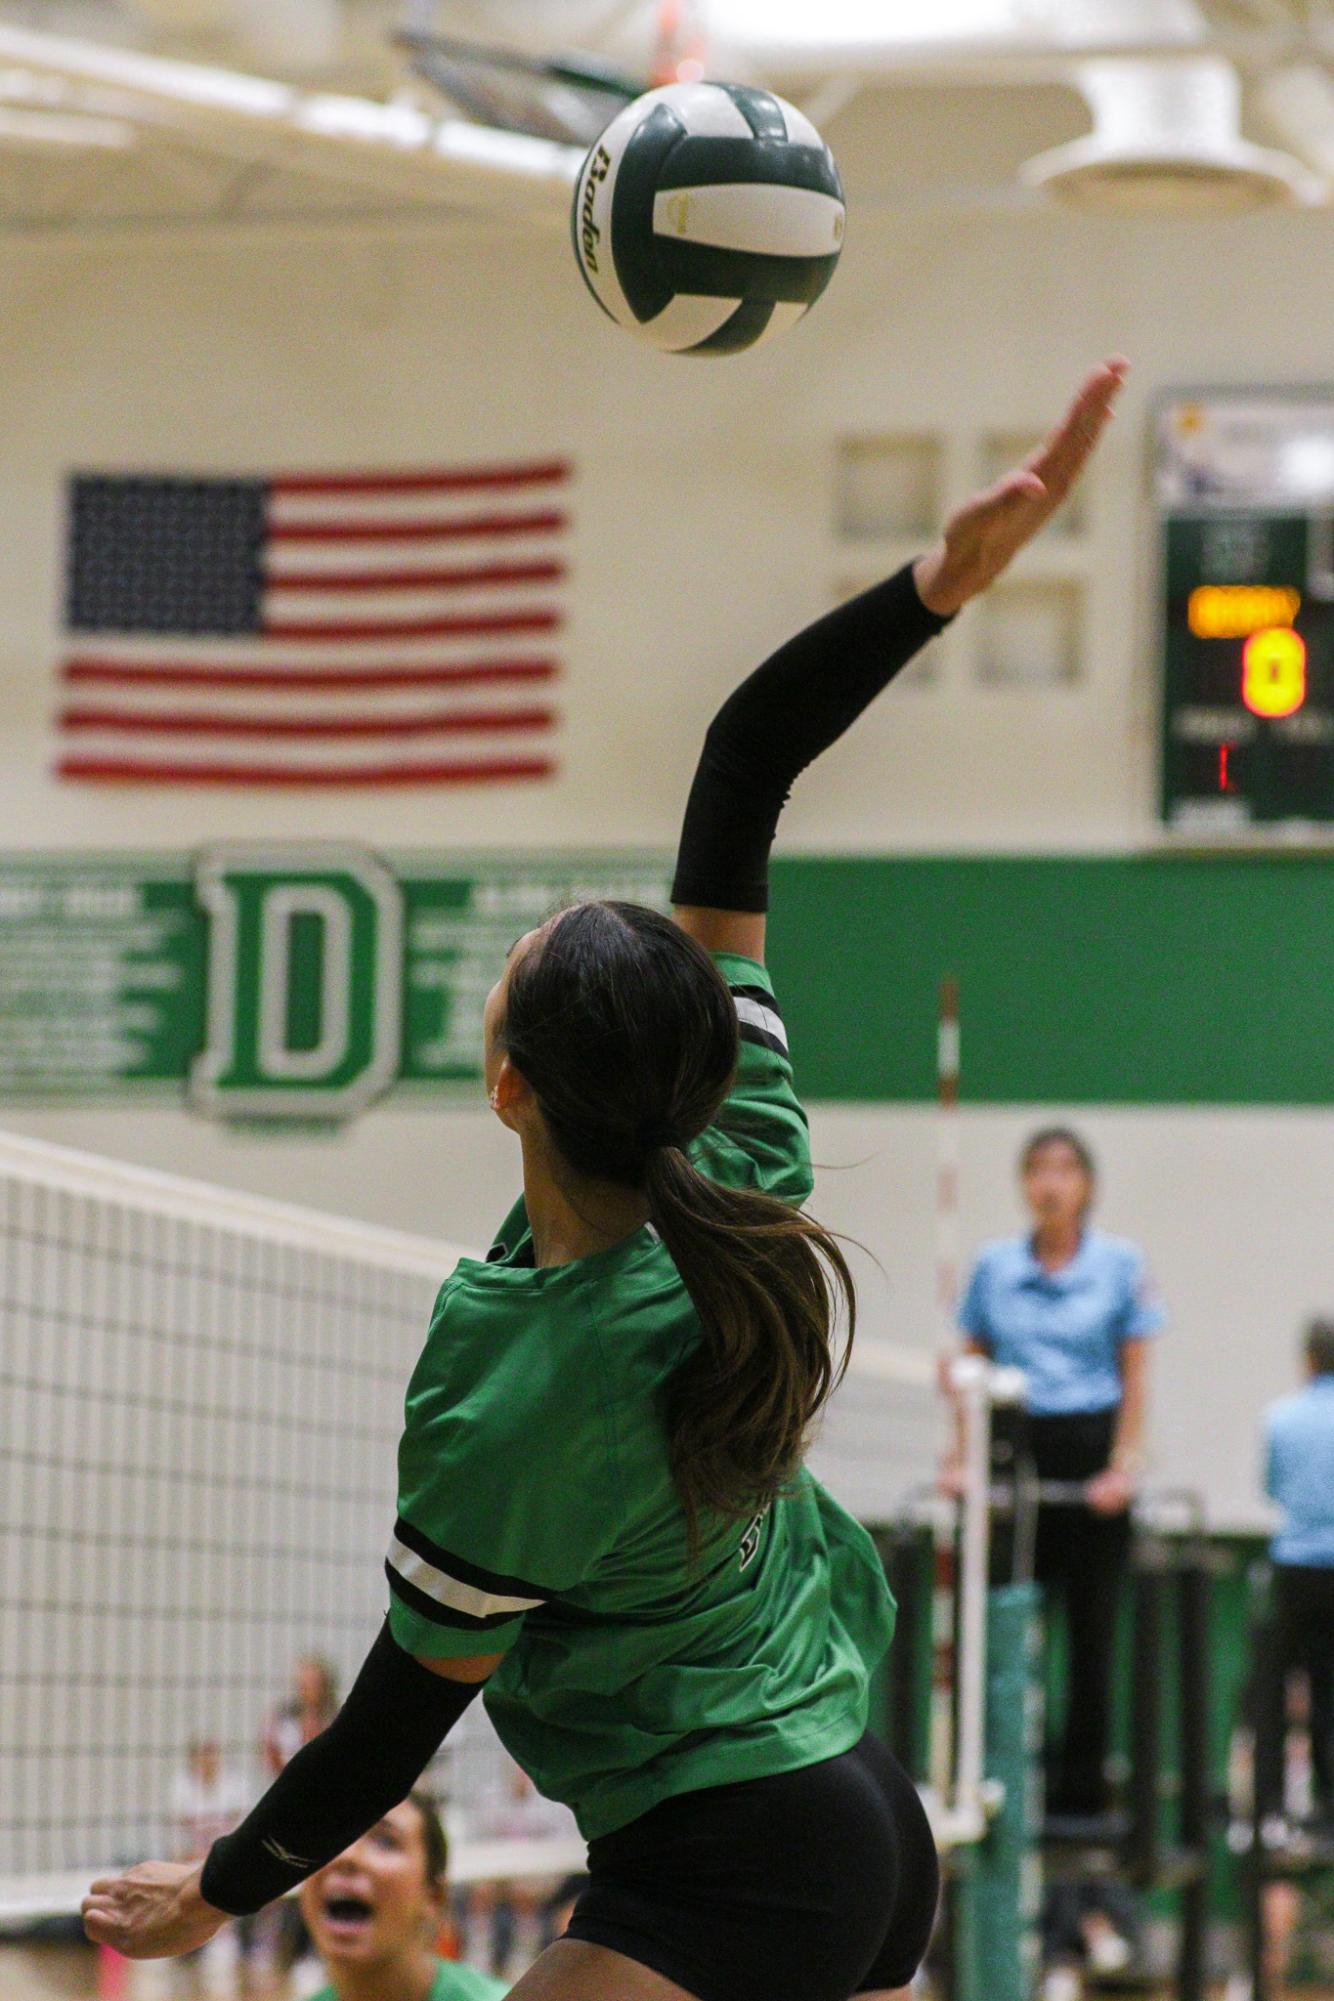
[168,1740,252,2000]
[261,1653,340,1977]
[264,1654,340,1778]
[82,355,1126,2001]
[299,1792,505,2001]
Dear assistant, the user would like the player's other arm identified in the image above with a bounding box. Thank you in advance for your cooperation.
[673,358,1127,966]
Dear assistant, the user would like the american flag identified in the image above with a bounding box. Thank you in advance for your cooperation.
[56,461,571,786]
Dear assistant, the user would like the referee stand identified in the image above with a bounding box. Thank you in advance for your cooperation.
[1025,1480,1214,2001]
[1040,1480,1216,1976]
[878,1471,1216,2001]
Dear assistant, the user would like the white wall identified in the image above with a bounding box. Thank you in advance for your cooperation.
[4,98,1334,1531]
[6,178,1334,854]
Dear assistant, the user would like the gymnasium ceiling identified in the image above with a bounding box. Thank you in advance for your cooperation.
[1,0,1334,240]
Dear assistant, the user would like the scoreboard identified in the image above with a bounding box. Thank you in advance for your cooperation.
[1157,393,1334,833]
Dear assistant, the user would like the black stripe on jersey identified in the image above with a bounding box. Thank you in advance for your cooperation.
[384,1559,526,1636]
[737,1021,788,1058]
[393,1513,552,1605]
[728,983,785,1023]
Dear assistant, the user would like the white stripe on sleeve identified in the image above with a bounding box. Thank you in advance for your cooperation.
[386,1535,545,1623]
[733,995,788,1052]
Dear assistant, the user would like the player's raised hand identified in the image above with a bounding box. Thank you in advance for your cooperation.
[82,1858,227,1959]
[914,357,1128,617]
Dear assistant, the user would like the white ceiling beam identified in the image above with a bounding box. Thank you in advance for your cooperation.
[700,0,1334,77]
[0,22,582,217]
[746,32,1334,82]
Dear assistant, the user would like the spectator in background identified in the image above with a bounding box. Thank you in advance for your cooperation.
[263,1655,339,1776]
[543,1874,590,1947]
[169,1739,251,1999]
[457,1756,580,1980]
[261,1654,340,1985]
[172,1739,250,1867]
[299,1791,504,2001]
[1225,1671,1318,2001]
[1263,1318,1334,1831]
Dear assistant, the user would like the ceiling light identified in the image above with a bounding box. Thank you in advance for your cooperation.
[1023,59,1310,213]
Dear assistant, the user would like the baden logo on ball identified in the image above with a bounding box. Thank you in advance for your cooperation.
[571,81,846,357]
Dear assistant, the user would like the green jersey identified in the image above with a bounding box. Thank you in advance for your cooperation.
[386,953,895,1841]
[310,1961,505,2001]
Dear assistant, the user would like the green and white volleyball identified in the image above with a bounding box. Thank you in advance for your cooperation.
[572,81,846,356]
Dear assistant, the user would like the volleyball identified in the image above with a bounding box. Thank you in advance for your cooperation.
[572,81,846,356]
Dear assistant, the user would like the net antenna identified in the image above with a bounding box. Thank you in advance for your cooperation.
[932,977,1027,1838]
[649,0,710,87]
[934,977,963,1358]
[394,28,640,146]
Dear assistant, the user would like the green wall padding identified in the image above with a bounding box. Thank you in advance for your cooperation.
[767,854,1334,1104]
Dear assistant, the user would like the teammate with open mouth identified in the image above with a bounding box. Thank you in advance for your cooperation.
[299,1792,504,2001]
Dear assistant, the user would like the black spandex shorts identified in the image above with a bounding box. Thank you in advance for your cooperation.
[566,1732,939,2001]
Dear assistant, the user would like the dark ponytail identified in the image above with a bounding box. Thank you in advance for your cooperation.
[644,1141,854,1542]
[502,900,854,1546]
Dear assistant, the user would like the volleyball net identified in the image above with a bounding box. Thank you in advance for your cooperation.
[0,1128,1005,1924]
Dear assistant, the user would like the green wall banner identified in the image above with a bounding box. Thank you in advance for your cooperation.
[194,848,404,1121]
[0,850,670,1120]
[1,849,1331,1118]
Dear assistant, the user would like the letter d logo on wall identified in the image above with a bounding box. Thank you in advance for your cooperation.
[192,846,403,1121]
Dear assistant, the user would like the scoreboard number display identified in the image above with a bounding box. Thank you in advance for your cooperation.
[1156,391,1334,833]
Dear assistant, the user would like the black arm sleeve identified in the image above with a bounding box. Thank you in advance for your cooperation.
[199,1622,481,1917]
[671,563,950,913]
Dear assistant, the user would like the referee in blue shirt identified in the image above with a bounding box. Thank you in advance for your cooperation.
[957,1127,1165,1816]
[1263,1319,1334,1825]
